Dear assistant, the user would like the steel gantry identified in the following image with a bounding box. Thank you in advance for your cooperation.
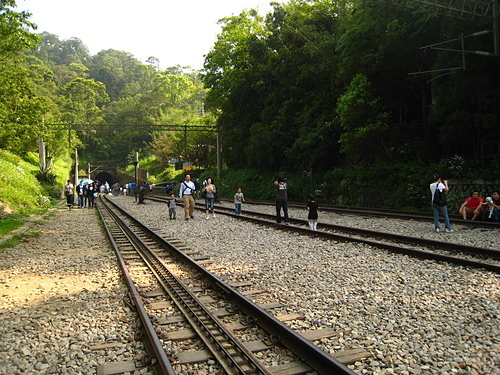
[373,0,499,56]
[46,123,222,179]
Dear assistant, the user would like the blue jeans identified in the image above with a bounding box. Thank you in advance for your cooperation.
[235,202,242,215]
[432,204,452,230]
[78,194,84,208]
[205,197,214,211]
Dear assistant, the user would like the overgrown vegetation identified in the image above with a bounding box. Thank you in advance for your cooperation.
[1,0,499,222]
[0,150,68,218]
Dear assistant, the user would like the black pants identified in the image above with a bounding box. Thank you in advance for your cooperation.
[276,200,289,223]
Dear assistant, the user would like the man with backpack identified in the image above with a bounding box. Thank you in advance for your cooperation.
[179,174,196,221]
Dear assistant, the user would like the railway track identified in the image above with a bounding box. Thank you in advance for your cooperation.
[147,194,500,274]
[96,195,363,374]
[215,197,500,230]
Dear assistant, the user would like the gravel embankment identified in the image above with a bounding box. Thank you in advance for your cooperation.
[0,205,152,375]
[1,196,499,375]
[123,196,500,375]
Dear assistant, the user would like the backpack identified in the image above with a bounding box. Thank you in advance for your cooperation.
[432,184,447,206]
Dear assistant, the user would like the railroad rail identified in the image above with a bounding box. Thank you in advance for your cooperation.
[150,187,500,228]
[147,194,500,274]
[215,197,500,230]
[96,195,360,374]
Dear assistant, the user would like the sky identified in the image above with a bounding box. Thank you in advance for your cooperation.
[14,0,275,70]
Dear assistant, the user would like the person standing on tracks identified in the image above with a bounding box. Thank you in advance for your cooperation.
[307,194,319,230]
[430,173,453,233]
[234,187,245,215]
[86,183,95,208]
[274,176,289,224]
[167,193,179,220]
[202,178,217,219]
[179,174,196,220]
[194,179,201,199]
[63,180,75,209]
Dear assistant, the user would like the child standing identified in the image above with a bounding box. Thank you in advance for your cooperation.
[234,187,245,215]
[167,194,178,220]
[307,194,319,230]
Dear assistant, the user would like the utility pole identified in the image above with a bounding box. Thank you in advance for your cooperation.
[74,148,79,188]
[216,128,222,180]
[134,152,139,203]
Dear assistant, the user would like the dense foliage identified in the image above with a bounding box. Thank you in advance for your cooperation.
[1,0,499,213]
[203,0,500,179]
[1,0,214,173]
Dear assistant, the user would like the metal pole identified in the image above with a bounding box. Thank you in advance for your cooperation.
[134,152,139,203]
[493,0,499,55]
[74,148,79,187]
[216,127,221,180]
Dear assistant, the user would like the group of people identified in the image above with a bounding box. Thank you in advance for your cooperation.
[63,179,110,209]
[273,176,319,230]
[173,175,219,221]
[431,173,500,232]
[65,173,498,234]
[167,174,319,231]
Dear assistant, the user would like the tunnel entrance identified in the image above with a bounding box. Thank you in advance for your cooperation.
[94,172,115,186]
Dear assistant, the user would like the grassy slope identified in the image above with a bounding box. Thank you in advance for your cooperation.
[0,149,70,221]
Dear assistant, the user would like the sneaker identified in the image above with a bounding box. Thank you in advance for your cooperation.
[445,229,454,233]
[435,228,440,232]
[213,214,216,218]
[185,218,189,221]
[206,216,209,220]
[190,215,194,219]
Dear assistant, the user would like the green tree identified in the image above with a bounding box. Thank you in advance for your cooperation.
[0,0,50,154]
[337,73,391,164]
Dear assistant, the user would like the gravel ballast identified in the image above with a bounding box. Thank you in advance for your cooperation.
[1,196,499,375]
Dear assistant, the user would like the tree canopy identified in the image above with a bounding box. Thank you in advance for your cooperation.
[1,0,499,189]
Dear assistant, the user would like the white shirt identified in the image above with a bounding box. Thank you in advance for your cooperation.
[179,180,196,197]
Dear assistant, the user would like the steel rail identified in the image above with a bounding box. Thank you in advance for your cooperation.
[147,195,500,273]
[149,195,500,261]
[100,197,271,374]
[106,195,357,375]
[215,197,500,230]
[96,198,176,375]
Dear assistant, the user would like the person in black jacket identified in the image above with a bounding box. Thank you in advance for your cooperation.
[274,176,289,224]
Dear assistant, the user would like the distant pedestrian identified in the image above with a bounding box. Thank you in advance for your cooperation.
[274,176,289,224]
[112,182,120,196]
[86,183,95,208]
[202,178,217,219]
[167,194,178,220]
[165,181,173,195]
[430,173,453,233]
[63,180,74,209]
[307,194,319,230]
[76,183,85,208]
[194,179,201,199]
[234,187,245,215]
[179,174,196,220]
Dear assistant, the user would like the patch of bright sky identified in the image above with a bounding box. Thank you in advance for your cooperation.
[15,0,275,70]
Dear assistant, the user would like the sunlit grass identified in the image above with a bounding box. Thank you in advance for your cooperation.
[0,218,23,237]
